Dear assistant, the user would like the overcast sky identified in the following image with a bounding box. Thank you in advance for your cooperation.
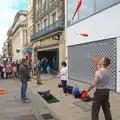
[0,0,27,54]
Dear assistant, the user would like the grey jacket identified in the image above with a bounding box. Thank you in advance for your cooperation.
[19,63,30,82]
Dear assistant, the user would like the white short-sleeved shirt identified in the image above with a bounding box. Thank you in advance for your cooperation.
[60,67,68,81]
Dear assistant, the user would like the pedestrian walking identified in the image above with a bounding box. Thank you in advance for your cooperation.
[19,58,31,103]
[59,61,68,96]
[36,60,42,85]
[41,57,48,73]
[85,57,112,120]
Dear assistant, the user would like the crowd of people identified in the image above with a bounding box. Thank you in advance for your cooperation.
[0,61,20,79]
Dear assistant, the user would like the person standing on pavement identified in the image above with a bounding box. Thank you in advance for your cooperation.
[5,63,12,79]
[85,57,112,120]
[36,60,42,85]
[41,57,48,74]
[60,62,68,96]
[19,58,31,103]
[16,61,20,78]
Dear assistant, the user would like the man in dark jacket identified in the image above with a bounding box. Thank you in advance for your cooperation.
[19,58,31,103]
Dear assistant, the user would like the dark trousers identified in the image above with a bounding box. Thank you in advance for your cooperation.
[1,72,4,79]
[61,80,67,94]
[42,65,47,73]
[6,72,9,79]
[92,89,112,120]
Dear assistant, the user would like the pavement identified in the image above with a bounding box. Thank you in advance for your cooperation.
[0,79,59,120]
[0,75,120,120]
[29,74,120,120]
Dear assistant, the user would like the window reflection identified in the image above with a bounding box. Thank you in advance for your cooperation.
[67,0,79,26]
[67,0,120,26]
[78,0,94,20]
[95,0,120,12]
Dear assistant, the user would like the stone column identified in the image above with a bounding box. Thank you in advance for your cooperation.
[59,31,66,70]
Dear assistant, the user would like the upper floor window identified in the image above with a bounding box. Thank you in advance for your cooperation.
[67,0,79,26]
[36,0,41,15]
[44,19,47,28]
[95,0,120,12]
[67,0,120,26]
[52,12,56,23]
[42,0,47,11]
[36,23,41,32]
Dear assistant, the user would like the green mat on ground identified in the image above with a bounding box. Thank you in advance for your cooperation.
[47,96,60,104]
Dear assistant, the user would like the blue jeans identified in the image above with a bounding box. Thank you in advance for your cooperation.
[37,71,41,83]
[21,81,27,101]
[61,80,67,94]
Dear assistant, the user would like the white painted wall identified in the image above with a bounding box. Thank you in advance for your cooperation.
[12,31,22,61]
[12,28,26,61]
[66,3,120,46]
[12,15,27,33]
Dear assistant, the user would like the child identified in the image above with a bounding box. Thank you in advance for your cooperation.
[46,65,50,74]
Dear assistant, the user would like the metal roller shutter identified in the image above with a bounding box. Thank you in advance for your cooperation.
[68,38,116,90]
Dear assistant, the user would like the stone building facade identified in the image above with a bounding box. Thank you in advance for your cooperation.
[11,10,27,61]
[31,0,65,71]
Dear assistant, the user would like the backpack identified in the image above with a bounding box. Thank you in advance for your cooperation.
[38,90,52,100]
[72,87,79,97]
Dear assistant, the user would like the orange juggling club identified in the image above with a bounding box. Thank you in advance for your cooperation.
[81,91,88,99]
[72,0,83,20]
[93,56,98,70]
[80,33,88,37]
[0,90,8,95]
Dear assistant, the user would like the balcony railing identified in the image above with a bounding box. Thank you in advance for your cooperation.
[31,20,64,41]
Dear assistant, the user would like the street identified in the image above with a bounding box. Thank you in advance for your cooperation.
[0,79,57,120]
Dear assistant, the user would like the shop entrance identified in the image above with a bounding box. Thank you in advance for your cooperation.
[38,48,59,71]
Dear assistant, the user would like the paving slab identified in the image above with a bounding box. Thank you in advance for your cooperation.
[29,74,120,120]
